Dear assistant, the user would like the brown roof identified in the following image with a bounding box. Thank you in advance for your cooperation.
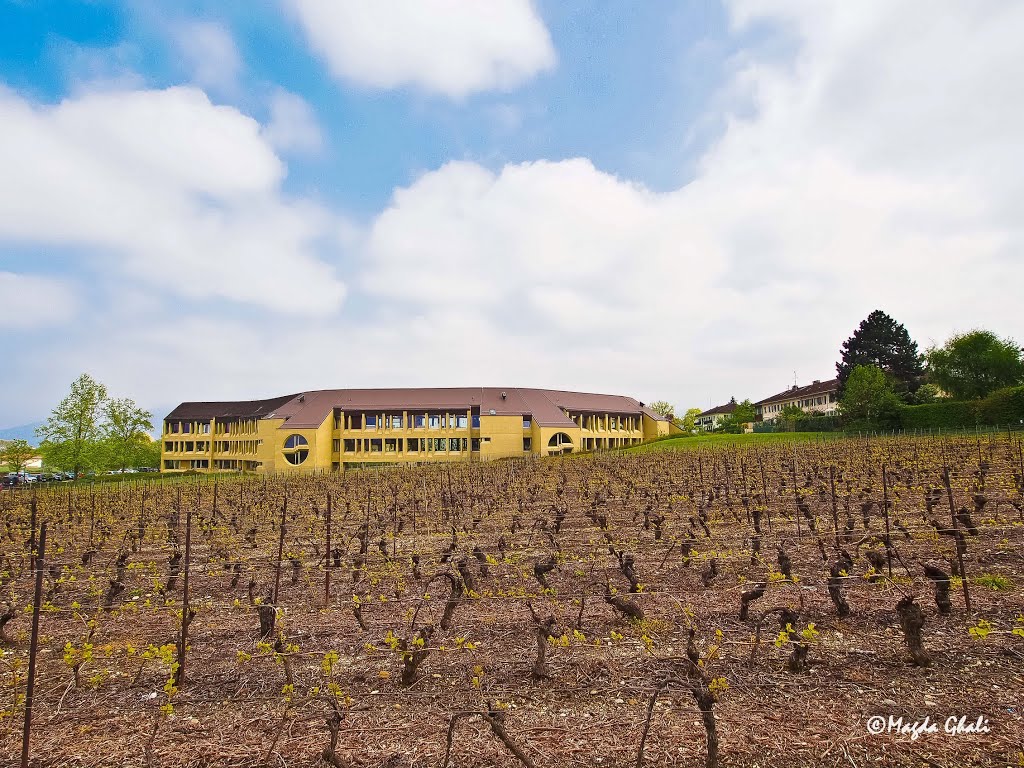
[166,388,668,429]
[166,394,299,422]
[755,378,838,407]
[699,399,737,417]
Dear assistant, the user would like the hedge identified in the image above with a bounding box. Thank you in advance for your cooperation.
[897,386,1024,429]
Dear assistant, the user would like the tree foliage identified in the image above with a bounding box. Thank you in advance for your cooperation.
[37,373,108,475]
[926,330,1024,400]
[777,403,806,427]
[836,310,923,396]
[0,439,36,473]
[839,365,902,427]
[647,401,676,418]
[102,397,155,471]
[716,399,755,433]
[678,407,703,434]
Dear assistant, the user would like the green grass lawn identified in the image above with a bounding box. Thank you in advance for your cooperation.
[630,431,847,452]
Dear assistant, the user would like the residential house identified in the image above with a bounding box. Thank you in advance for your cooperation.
[755,379,839,421]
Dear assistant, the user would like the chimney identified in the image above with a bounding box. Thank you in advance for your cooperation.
[812,380,820,385]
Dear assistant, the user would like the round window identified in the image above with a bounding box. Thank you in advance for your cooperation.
[283,434,309,465]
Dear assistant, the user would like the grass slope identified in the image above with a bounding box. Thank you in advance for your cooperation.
[631,431,842,452]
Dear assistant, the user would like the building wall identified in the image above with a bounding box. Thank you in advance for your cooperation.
[162,406,669,472]
[642,413,669,441]
[480,414,530,459]
[695,413,726,432]
[758,391,838,421]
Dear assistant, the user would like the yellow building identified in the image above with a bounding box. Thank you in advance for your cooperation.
[160,387,677,473]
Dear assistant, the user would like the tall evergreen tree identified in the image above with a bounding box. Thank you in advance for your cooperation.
[836,310,924,395]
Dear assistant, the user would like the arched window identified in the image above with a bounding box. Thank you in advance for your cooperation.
[547,432,573,449]
[283,434,309,465]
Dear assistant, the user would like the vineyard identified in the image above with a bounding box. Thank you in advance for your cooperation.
[0,435,1022,767]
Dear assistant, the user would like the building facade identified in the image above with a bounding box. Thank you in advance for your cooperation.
[755,379,839,421]
[161,387,676,473]
[695,398,737,432]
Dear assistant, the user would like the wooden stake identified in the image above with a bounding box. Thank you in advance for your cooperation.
[325,492,332,607]
[882,466,893,578]
[21,522,46,768]
[942,466,971,613]
[273,495,287,605]
[174,503,193,687]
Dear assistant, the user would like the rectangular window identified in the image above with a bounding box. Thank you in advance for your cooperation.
[523,417,531,429]
[184,441,194,452]
[429,414,441,429]
[385,438,398,452]
[164,441,173,452]
[523,437,532,451]
[182,422,192,434]
[414,414,426,428]
[365,415,377,428]
[391,415,403,429]
[164,459,179,470]
[332,439,340,452]
[343,439,355,453]
[456,415,468,429]
[370,438,382,452]
[433,438,446,452]
[407,439,419,453]
[472,413,480,428]
[471,437,481,451]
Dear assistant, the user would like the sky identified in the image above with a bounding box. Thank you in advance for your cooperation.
[1,0,1022,429]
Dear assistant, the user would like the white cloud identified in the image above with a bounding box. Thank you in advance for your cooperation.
[0,273,77,329]
[350,0,1024,407]
[6,1,1024,424]
[170,21,242,93]
[285,0,556,98]
[0,85,346,315]
[263,88,323,154]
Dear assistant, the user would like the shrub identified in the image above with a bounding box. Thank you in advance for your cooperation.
[896,385,1024,429]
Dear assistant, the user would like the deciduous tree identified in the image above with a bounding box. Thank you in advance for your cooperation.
[36,373,108,476]
[717,399,755,433]
[0,439,35,473]
[679,407,703,434]
[647,401,676,419]
[839,365,901,427]
[926,330,1024,400]
[102,397,154,471]
[777,403,806,430]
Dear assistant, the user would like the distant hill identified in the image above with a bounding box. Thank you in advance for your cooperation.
[0,422,43,443]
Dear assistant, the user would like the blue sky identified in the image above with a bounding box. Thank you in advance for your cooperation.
[1,1,746,208]
[1,0,1022,429]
